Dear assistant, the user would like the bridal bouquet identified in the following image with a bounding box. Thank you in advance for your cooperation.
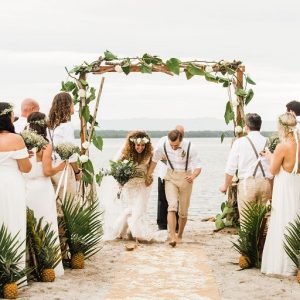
[267,134,280,153]
[21,129,48,151]
[108,159,143,198]
[55,143,80,161]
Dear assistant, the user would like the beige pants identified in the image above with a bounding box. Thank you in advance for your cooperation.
[51,166,78,215]
[164,170,193,218]
[237,177,272,224]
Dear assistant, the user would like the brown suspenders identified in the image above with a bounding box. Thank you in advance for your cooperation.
[163,141,191,171]
[246,137,267,178]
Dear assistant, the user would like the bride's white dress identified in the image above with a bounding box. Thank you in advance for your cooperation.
[0,148,28,270]
[101,158,167,242]
[24,155,64,277]
[261,154,300,276]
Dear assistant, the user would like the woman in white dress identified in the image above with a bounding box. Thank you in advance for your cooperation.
[0,102,32,271]
[47,92,82,213]
[261,112,300,276]
[24,112,66,277]
[102,131,167,242]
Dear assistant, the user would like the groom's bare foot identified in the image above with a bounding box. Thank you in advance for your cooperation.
[176,235,182,243]
[169,241,177,248]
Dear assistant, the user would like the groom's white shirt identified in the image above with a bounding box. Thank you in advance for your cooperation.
[225,131,272,179]
[153,139,201,171]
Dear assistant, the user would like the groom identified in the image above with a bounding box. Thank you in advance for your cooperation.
[147,129,201,247]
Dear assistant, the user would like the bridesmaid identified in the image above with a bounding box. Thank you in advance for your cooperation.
[0,102,31,270]
[47,92,81,213]
[25,112,65,277]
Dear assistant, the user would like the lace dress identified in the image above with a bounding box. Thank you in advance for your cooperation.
[102,158,167,242]
[261,150,300,276]
[0,148,28,271]
[24,156,64,277]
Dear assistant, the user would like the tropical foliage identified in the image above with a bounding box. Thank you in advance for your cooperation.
[26,209,62,281]
[60,195,103,267]
[232,202,270,269]
[0,224,31,297]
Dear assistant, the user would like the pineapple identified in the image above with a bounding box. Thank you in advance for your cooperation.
[283,215,300,283]
[61,195,103,269]
[232,202,269,269]
[71,252,85,269]
[3,283,18,299]
[239,255,250,269]
[26,209,62,282]
[41,268,56,282]
[0,224,31,299]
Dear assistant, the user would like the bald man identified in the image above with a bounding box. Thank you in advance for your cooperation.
[14,98,40,133]
[156,125,184,230]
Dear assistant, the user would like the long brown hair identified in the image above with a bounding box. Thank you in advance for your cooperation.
[121,131,152,164]
[48,92,73,129]
[27,112,48,141]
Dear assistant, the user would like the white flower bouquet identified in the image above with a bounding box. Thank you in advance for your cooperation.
[55,143,80,161]
[21,129,48,151]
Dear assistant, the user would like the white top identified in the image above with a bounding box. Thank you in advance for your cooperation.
[225,131,272,179]
[152,139,201,171]
[47,122,77,163]
[14,116,27,133]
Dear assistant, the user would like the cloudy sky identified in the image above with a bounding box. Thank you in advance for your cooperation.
[0,0,299,130]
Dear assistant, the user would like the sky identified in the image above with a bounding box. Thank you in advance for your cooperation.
[0,0,299,130]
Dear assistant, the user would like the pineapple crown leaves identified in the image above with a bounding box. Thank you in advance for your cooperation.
[26,209,61,280]
[0,224,32,294]
[283,215,300,269]
[232,202,269,268]
[60,194,103,259]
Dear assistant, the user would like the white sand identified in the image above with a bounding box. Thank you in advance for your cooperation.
[19,217,300,300]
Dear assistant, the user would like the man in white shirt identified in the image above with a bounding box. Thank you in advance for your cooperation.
[220,113,272,224]
[147,129,202,247]
[156,125,184,230]
[14,98,40,133]
[286,100,300,129]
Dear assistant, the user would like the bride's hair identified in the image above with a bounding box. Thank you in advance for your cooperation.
[27,112,48,141]
[48,92,73,129]
[0,102,15,133]
[121,131,152,164]
[278,112,298,141]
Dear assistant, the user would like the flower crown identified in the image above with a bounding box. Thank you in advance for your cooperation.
[28,119,47,126]
[129,136,150,144]
[0,104,14,116]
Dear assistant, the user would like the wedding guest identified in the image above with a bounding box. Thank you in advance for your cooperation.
[0,102,32,272]
[25,112,65,276]
[286,100,300,129]
[48,92,81,213]
[261,112,300,276]
[219,113,272,224]
[156,125,183,231]
[147,129,202,247]
[14,98,40,133]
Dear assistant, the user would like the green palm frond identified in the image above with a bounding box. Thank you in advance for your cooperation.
[232,202,269,268]
[0,223,32,296]
[284,215,300,269]
[26,208,62,281]
[61,195,103,259]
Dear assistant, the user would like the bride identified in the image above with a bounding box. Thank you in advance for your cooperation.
[101,131,166,242]
[261,112,300,276]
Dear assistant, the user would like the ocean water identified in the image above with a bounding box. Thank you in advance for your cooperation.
[89,138,231,218]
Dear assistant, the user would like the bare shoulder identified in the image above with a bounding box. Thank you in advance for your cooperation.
[9,134,26,150]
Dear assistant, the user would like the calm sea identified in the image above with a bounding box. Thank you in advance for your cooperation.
[89,138,231,218]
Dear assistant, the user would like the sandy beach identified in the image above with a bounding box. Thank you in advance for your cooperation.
[18,217,300,300]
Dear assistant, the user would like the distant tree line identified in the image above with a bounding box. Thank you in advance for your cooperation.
[74,130,275,139]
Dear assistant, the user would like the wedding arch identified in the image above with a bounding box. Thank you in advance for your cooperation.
[61,51,255,206]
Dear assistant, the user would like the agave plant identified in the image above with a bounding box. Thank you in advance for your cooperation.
[232,202,269,269]
[284,215,300,282]
[60,195,103,269]
[26,209,62,282]
[0,224,31,298]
